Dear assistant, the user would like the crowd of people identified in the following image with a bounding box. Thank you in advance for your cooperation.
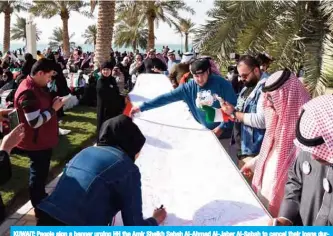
[0,44,332,226]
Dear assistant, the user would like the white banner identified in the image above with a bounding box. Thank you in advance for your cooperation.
[114,74,270,226]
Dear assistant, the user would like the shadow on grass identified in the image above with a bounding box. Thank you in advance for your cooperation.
[62,115,97,125]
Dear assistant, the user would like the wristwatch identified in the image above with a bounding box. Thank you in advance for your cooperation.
[231,110,238,122]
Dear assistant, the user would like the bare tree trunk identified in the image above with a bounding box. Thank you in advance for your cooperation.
[147,15,155,50]
[185,33,189,52]
[93,36,96,51]
[95,1,116,67]
[132,40,137,52]
[3,11,11,53]
[62,16,70,58]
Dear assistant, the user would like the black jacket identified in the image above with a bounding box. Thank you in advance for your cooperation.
[96,76,124,135]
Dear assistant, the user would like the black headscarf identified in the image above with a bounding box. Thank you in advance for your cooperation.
[97,115,146,161]
[101,61,114,70]
[22,53,37,76]
[46,53,56,62]
[3,70,13,83]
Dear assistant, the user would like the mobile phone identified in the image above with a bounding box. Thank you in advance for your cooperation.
[60,94,71,103]
[8,109,20,131]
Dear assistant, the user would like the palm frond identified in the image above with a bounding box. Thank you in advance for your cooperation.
[11,14,41,41]
[29,1,58,18]
[49,27,74,46]
[114,12,149,51]
[82,24,97,45]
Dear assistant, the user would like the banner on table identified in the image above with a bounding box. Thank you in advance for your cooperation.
[118,74,270,226]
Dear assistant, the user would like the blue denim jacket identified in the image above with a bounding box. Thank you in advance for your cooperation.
[37,146,157,226]
[238,72,269,156]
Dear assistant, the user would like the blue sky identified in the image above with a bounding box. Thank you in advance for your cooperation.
[0,0,214,46]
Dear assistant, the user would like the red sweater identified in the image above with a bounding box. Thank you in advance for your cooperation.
[14,76,58,151]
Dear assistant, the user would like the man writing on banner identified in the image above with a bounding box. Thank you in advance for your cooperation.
[130,58,237,161]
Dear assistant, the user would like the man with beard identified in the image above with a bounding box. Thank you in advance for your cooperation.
[221,55,270,169]
[96,61,123,136]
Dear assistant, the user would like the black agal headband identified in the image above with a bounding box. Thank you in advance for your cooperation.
[296,110,325,147]
[262,68,291,92]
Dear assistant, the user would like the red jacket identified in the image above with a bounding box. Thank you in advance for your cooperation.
[14,76,58,151]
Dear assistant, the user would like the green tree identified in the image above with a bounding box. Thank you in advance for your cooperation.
[49,27,75,50]
[118,1,195,50]
[82,25,97,50]
[194,1,333,96]
[30,0,90,57]
[114,12,149,51]
[176,18,195,52]
[0,1,29,52]
[11,15,42,43]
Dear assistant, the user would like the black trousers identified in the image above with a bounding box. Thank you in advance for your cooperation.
[25,149,52,213]
[0,195,5,223]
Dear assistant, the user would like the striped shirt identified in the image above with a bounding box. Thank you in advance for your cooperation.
[17,90,55,129]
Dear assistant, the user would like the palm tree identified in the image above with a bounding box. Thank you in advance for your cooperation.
[118,1,195,50]
[11,15,42,44]
[194,1,333,97]
[82,25,97,50]
[30,1,90,58]
[92,0,116,67]
[114,12,149,51]
[176,18,195,52]
[49,27,75,50]
[0,1,29,52]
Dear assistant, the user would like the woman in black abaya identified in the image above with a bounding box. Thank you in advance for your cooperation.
[96,61,123,136]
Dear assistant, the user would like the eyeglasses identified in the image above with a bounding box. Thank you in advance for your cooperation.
[239,68,254,80]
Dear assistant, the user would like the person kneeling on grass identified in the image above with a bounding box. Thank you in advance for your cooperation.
[36,114,167,226]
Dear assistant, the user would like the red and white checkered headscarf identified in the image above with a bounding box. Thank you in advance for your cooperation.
[294,95,333,163]
[252,71,311,217]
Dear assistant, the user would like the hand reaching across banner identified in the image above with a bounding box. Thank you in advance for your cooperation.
[129,106,141,118]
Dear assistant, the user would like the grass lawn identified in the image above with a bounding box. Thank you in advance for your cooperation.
[0,106,97,206]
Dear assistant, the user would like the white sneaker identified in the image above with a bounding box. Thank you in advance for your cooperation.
[59,128,71,135]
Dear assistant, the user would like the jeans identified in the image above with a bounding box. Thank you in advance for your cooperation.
[26,149,52,211]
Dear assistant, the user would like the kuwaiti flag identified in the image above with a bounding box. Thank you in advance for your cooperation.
[201,105,234,123]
